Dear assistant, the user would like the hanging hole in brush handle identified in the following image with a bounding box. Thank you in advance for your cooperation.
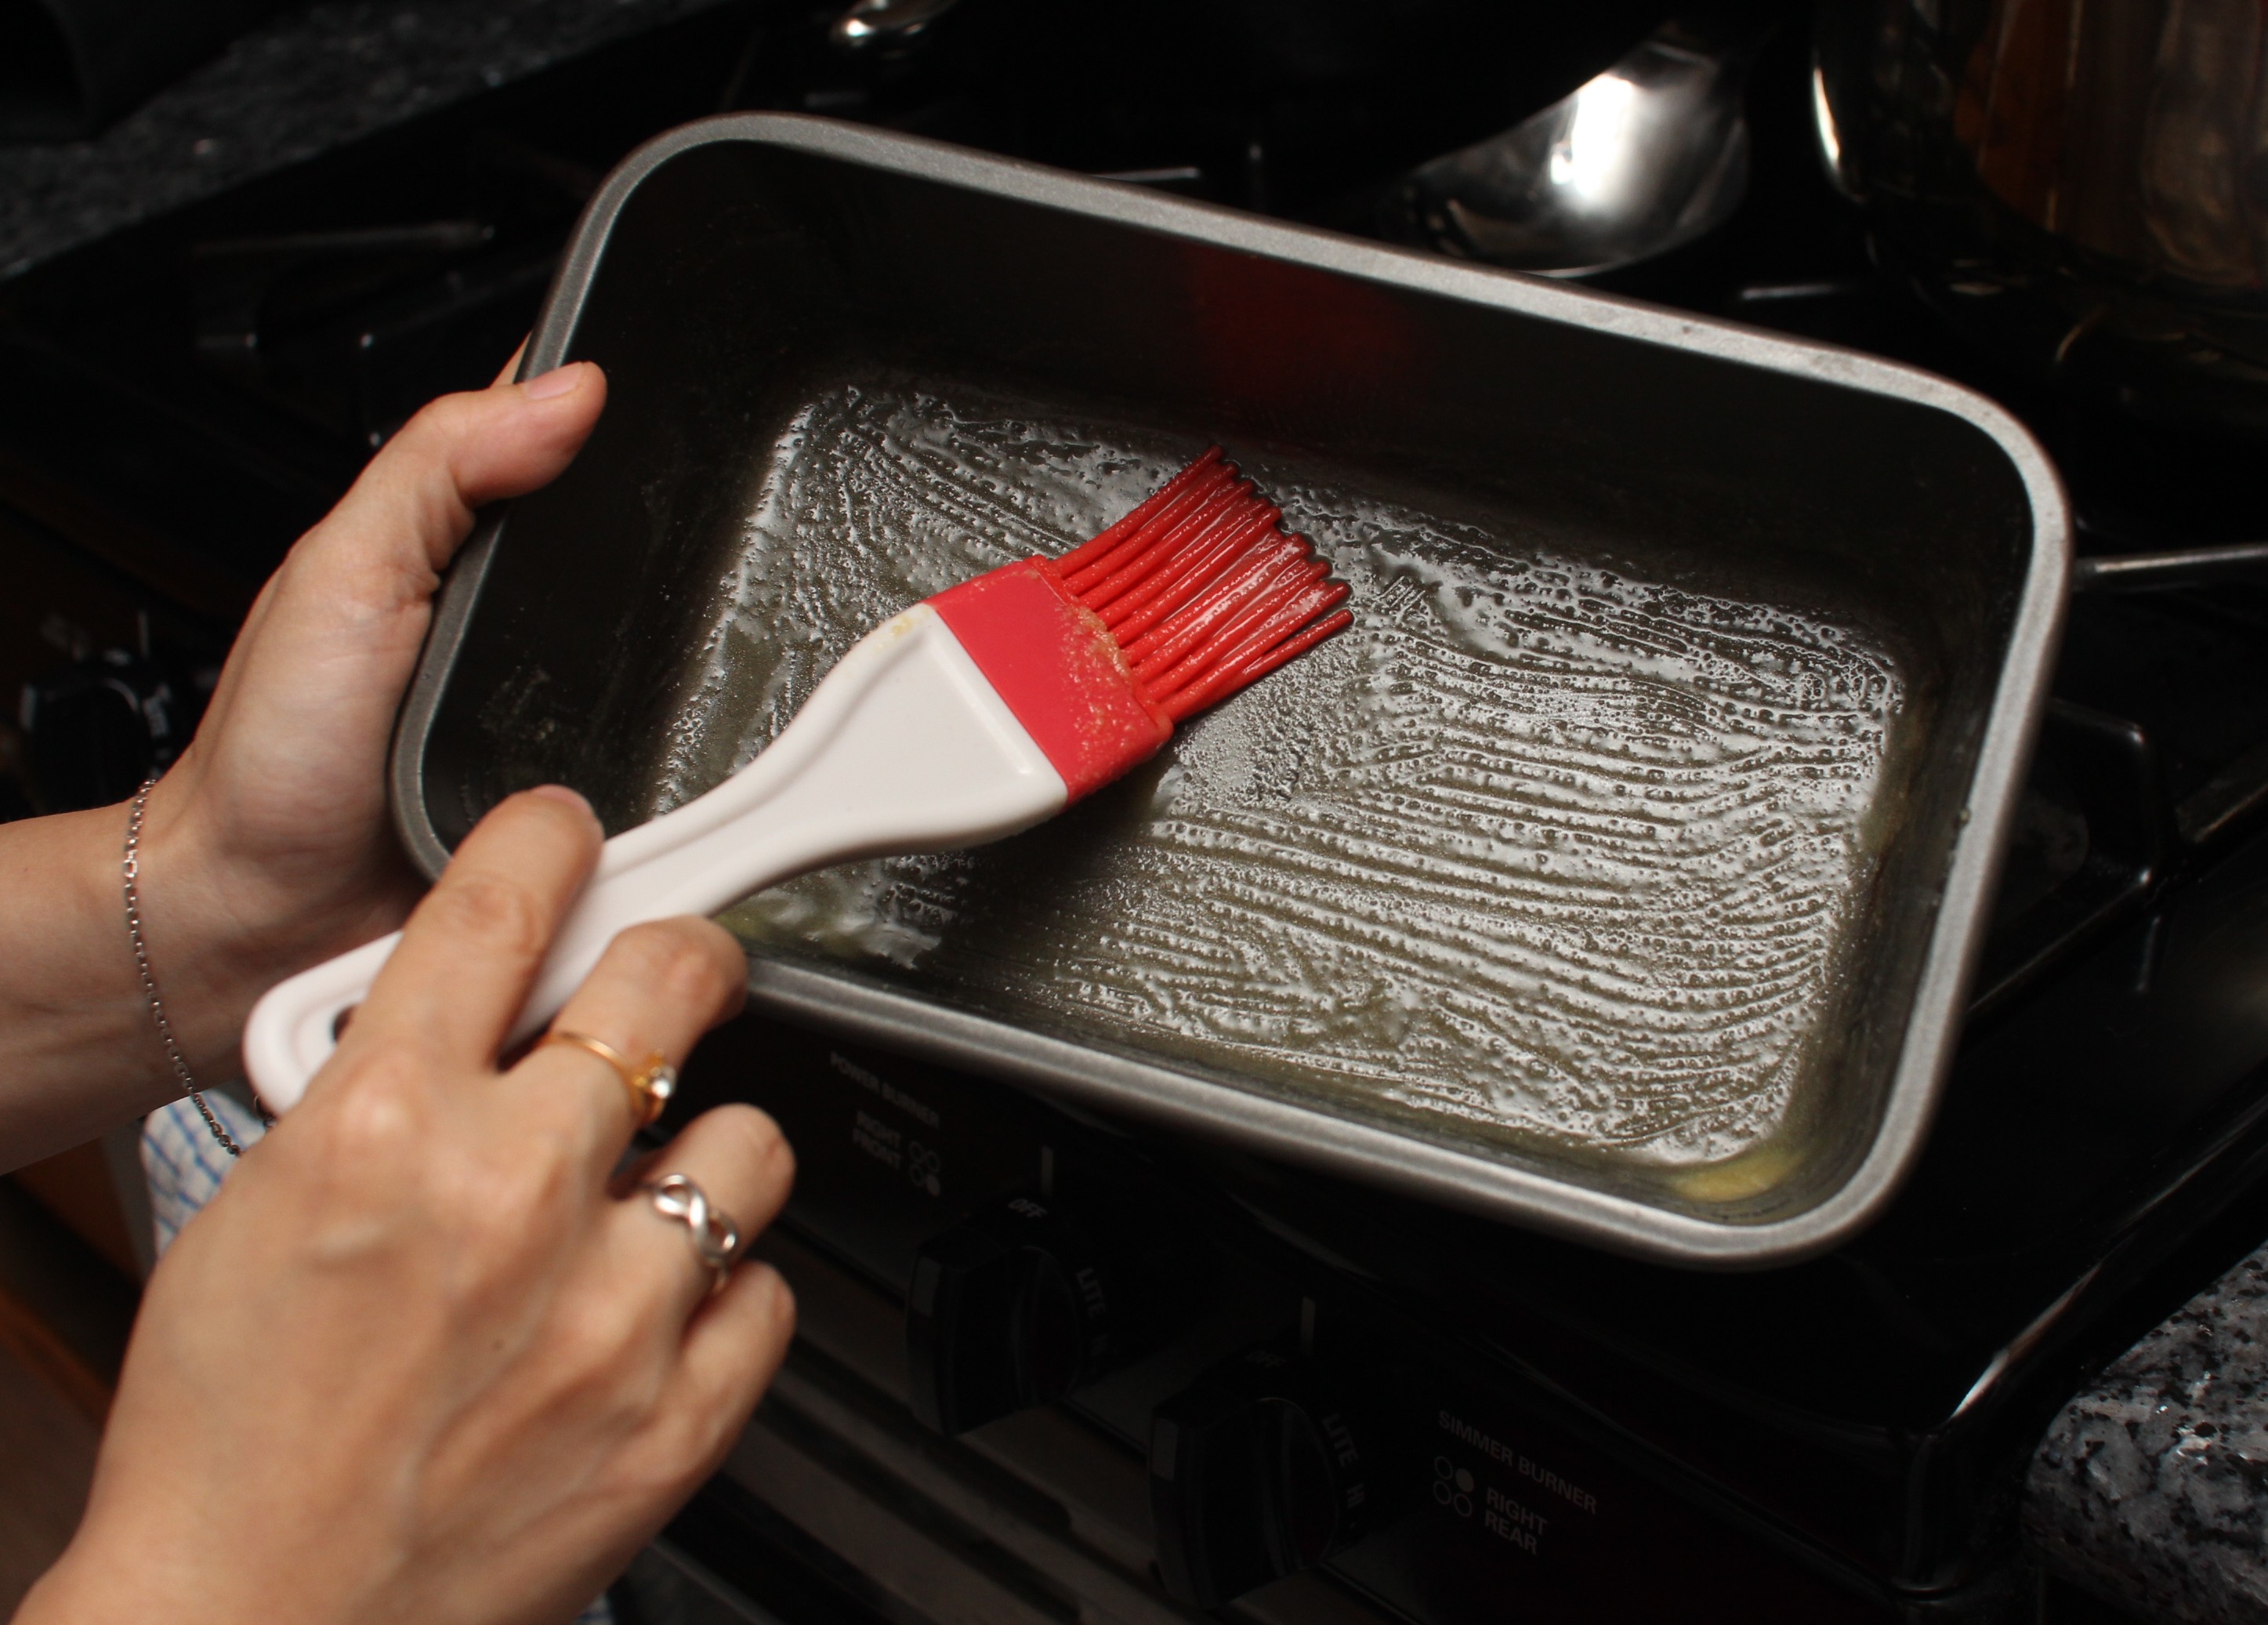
[244,842,705,1115]
[244,930,401,1112]
[241,827,737,1114]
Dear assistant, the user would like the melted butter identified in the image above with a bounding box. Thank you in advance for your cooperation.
[654,380,1905,1173]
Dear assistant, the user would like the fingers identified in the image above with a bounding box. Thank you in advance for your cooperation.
[666,1258,796,1474]
[344,787,603,1068]
[510,916,748,1171]
[176,363,609,851]
[365,361,606,568]
[346,359,608,574]
[608,1105,794,1321]
[286,361,608,621]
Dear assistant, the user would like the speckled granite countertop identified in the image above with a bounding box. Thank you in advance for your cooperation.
[2027,1240,2268,1621]
[0,0,737,279]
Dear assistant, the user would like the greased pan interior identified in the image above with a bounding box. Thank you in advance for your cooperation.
[392,116,2067,1266]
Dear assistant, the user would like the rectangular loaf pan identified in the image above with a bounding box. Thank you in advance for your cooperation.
[390,115,2067,1266]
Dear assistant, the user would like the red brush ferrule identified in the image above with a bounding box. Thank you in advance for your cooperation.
[928,559,1175,803]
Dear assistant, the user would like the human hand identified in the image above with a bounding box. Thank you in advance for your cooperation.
[20,787,795,1625]
[143,358,609,1080]
[0,357,614,1169]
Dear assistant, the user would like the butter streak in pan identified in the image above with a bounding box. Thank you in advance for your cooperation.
[658,379,1903,1174]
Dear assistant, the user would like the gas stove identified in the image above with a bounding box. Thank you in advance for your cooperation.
[5,5,2266,1623]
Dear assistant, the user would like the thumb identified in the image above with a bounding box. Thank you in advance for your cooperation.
[179,361,607,811]
[298,361,609,603]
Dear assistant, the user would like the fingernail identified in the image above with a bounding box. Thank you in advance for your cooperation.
[527,783,594,818]
[523,363,585,401]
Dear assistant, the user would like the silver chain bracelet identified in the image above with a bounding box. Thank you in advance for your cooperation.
[125,776,248,1159]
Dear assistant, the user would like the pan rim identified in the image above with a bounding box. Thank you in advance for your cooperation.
[389,112,2071,1268]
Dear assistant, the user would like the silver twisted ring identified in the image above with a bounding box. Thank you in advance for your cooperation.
[643,1173,740,1292]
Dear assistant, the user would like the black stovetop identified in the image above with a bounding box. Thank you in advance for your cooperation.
[5,3,2266,1617]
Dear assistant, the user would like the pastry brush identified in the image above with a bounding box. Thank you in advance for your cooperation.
[245,448,1350,1112]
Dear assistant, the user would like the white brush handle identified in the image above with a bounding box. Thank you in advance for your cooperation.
[244,606,1067,1114]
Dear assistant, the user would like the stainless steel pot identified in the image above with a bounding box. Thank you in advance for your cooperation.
[1813,0,2268,436]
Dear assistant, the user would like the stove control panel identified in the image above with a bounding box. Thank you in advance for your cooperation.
[674,1014,1887,1624]
[904,1191,1126,1435]
[1150,1343,1375,1609]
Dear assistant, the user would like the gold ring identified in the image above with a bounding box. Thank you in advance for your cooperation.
[540,1030,677,1127]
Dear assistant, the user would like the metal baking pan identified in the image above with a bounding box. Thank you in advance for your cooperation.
[390,115,2067,1266]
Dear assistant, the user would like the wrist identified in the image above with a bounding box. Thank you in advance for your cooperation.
[14,1546,142,1625]
[17,1521,277,1625]
[12,1527,212,1625]
[0,798,197,1162]
[132,756,413,1085]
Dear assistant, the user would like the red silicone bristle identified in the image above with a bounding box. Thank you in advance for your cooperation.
[1154,580,1352,716]
[1162,607,1355,722]
[1046,450,1353,726]
[1126,539,1314,676]
[1139,555,1332,695]
[1061,460,1241,593]
[1052,445,1224,579]
[1100,505,1278,633]
[1086,490,1273,618]
[1077,477,1262,612]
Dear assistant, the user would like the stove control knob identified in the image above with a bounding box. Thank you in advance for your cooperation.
[1150,1346,1373,1609]
[905,1192,1120,1436]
